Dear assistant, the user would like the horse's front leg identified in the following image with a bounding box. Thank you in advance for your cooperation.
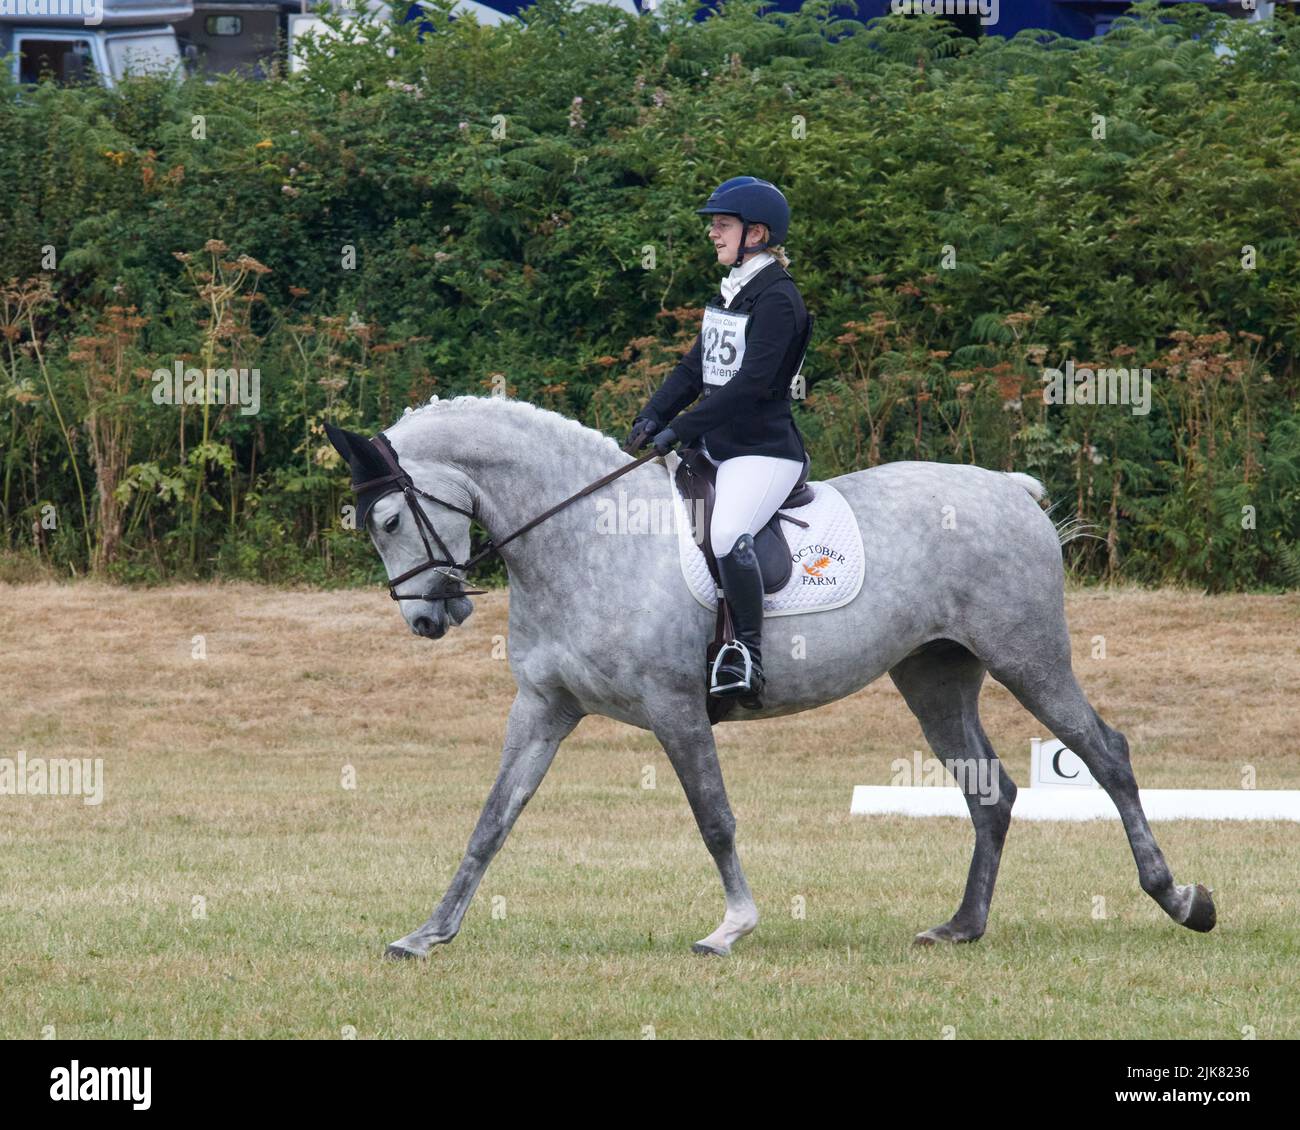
[654,712,760,956]
[385,684,585,959]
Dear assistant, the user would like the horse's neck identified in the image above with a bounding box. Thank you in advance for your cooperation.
[403,408,630,591]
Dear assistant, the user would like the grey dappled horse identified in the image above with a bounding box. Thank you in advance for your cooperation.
[328,396,1216,958]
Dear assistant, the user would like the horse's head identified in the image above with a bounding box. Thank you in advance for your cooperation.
[325,422,476,640]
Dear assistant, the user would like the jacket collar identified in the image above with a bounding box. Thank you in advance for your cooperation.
[721,250,776,308]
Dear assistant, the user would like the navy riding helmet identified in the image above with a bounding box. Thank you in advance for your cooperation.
[696,176,791,268]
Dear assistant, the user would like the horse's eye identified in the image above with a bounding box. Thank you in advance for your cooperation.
[383,514,399,534]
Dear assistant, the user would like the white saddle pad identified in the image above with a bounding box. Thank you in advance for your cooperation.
[664,452,866,616]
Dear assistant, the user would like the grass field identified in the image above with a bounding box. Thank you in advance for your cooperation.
[1,582,1297,1039]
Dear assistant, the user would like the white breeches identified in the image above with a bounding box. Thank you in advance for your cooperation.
[700,441,805,554]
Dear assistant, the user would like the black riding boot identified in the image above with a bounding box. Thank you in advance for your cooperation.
[710,533,765,706]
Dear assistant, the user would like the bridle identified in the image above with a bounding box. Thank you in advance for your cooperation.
[353,432,660,604]
[350,432,487,602]
[349,430,660,604]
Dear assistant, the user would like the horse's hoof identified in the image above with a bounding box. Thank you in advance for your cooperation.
[913,923,982,946]
[691,941,729,956]
[384,941,425,960]
[1182,883,1217,932]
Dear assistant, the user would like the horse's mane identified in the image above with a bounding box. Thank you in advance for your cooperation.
[393,395,626,461]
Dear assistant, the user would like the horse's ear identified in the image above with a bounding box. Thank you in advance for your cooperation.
[324,422,360,461]
[326,424,395,527]
[326,423,388,483]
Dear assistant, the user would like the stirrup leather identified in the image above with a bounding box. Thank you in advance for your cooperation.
[710,639,755,695]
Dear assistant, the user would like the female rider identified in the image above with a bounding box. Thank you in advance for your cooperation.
[626,176,813,706]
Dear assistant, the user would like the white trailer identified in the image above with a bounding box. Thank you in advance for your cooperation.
[0,0,189,87]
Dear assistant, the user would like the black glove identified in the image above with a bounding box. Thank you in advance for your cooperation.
[651,426,680,455]
[624,414,660,452]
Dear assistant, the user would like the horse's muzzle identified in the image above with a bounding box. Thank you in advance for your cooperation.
[410,596,474,639]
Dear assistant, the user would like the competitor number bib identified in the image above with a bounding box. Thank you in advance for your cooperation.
[700,304,749,387]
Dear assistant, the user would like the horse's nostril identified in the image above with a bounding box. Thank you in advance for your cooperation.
[413,616,434,635]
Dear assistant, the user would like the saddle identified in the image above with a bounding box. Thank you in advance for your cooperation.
[674,445,814,591]
[673,444,814,724]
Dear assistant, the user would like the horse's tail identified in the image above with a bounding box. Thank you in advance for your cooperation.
[1002,471,1045,501]
[1002,471,1100,548]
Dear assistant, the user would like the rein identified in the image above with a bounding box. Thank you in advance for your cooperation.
[352,431,661,603]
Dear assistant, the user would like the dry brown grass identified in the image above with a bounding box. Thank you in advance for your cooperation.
[0,582,1296,1039]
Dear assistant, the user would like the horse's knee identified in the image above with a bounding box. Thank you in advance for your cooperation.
[992,775,1016,821]
[971,780,1014,839]
[699,814,737,856]
[1109,726,1131,763]
[1091,710,1131,761]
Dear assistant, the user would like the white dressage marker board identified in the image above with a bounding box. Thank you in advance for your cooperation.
[852,737,1300,821]
[1031,736,1098,788]
[850,785,1300,822]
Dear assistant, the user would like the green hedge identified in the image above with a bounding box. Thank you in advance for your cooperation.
[0,0,1296,590]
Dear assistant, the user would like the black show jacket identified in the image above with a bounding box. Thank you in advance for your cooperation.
[642,261,811,462]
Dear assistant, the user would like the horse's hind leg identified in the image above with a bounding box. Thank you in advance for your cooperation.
[889,640,1017,945]
[986,624,1216,934]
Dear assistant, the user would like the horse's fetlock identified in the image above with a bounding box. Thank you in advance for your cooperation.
[1140,871,1174,898]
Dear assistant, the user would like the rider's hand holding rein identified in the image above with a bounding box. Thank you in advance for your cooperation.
[623,413,677,456]
[624,414,660,452]
[651,425,679,455]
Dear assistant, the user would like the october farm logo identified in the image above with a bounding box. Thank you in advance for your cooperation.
[793,544,845,585]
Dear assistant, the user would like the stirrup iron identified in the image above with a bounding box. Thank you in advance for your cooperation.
[710,639,755,696]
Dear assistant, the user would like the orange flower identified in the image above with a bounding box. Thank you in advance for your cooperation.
[996,373,1022,400]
